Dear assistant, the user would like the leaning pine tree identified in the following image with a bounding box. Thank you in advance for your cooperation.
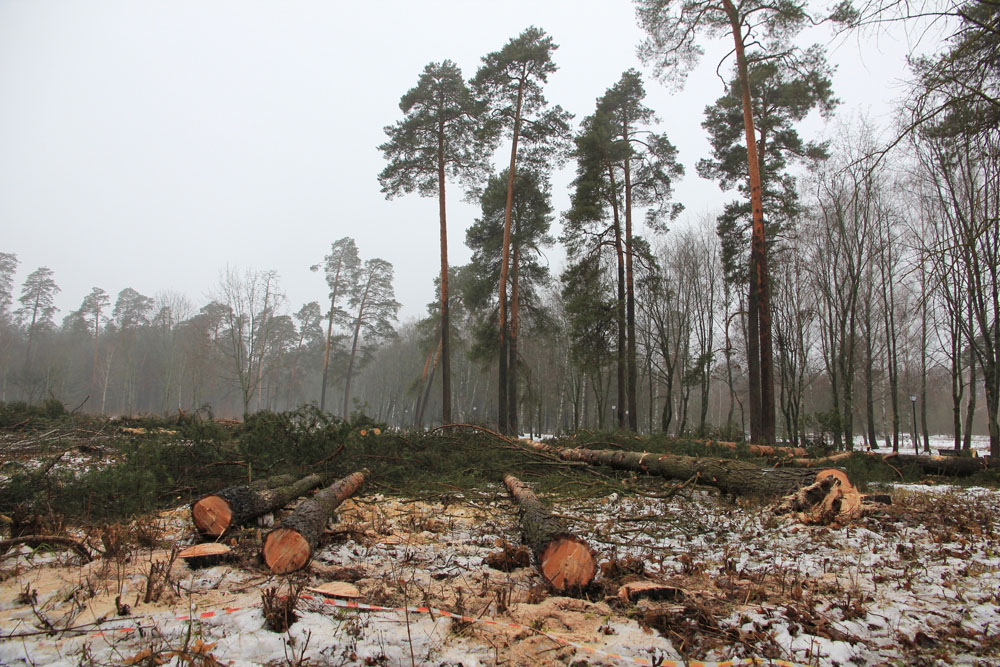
[379,61,490,425]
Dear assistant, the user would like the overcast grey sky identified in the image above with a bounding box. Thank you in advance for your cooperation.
[0,1,925,324]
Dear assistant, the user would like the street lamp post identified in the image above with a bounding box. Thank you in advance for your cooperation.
[910,395,919,455]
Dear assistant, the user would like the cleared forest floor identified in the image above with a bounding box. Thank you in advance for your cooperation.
[1,411,999,665]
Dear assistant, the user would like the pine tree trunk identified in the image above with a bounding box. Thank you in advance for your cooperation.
[438,122,452,425]
[343,275,372,419]
[724,0,773,444]
[508,238,520,435]
[497,72,525,436]
[416,335,443,427]
[191,474,323,537]
[610,169,627,430]
[503,475,597,591]
[262,471,366,574]
[320,272,341,413]
[623,134,638,431]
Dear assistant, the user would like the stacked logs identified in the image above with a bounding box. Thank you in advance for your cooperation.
[191,473,324,537]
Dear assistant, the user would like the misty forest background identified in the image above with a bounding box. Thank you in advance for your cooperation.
[1,1,997,454]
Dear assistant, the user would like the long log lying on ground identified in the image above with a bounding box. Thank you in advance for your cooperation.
[792,451,994,476]
[524,441,838,498]
[262,470,366,574]
[695,439,808,458]
[503,475,597,592]
[192,473,323,537]
[875,452,992,476]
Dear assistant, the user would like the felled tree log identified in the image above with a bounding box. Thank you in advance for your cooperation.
[503,475,597,592]
[878,452,991,476]
[191,473,323,537]
[525,441,835,498]
[696,439,808,458]
[262,470,366,574]
[792,451,993,476]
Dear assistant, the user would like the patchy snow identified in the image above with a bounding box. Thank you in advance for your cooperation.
[2,483,999,665]
[854,433,994,457]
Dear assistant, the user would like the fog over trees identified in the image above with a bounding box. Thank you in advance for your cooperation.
[1,1,997,455]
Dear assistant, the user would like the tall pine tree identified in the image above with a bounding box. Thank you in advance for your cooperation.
[472,27,571,434]
[379,60,489,425]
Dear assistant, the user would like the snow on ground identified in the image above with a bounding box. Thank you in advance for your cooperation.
[853,434,994,457]
[2,482,999,666]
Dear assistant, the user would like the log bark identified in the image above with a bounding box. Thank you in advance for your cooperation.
[524,441,834,498]
[191,473,323,537]
[791,451,996,476]
[503,475,597,592]
[695,439,807,458]
[876,452,993,476]
[262,470,366,574]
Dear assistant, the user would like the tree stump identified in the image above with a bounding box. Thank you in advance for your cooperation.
[191,473,323,537]
[503,474,597,592]
[262,470,366,574]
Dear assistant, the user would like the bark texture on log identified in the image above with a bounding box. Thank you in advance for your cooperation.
[791,451,995,476]
[503,474,597,592]
[262,470,366,574]
[524,441,832,498]
[191,473,323,537]
[696,439,808,458]
[878,452,991,476]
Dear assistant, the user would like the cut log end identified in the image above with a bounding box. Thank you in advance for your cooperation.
[540,536,598,592]
[262,528,312,575]
[815,468,851,488]
[191,496,233,537]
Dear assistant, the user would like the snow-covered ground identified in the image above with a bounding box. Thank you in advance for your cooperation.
[1,482,999,666]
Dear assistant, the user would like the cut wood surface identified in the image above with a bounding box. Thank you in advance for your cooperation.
[524,441,837,498]
[773,471,865,525]
[191,473,323,537]
[307,582,361,598]
[262,470,366,574]
[178,543,231,559]
[503,474,597,592]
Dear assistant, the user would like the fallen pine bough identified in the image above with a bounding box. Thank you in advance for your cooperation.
[262,470,366,574]
[503,474,598,592]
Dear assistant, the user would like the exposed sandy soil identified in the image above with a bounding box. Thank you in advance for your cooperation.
[2,480,1000,666]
